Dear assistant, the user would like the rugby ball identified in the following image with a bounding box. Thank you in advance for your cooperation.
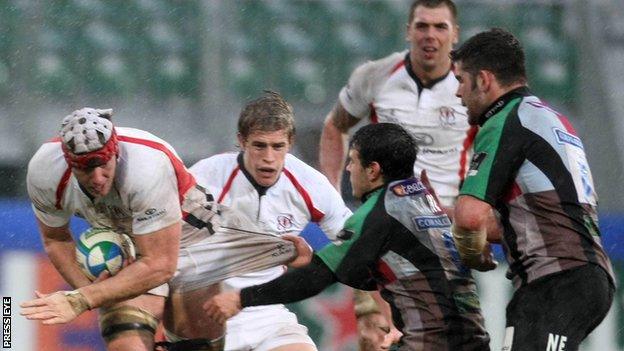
[75,227,135,281]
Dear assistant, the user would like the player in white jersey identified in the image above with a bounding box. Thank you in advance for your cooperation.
[318,1,472,349]
[190,91,351,351]
[21,108,305,351]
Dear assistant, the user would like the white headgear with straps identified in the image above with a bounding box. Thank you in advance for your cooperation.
[60,108,114,154]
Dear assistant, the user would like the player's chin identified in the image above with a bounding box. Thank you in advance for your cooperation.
[255,172,278,186]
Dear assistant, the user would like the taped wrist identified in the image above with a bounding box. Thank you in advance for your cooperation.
[63,290,92,316]
[353,290,380,318]
[451,224,486,266]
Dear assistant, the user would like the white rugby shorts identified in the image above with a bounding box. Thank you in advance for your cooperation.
[225,306,316,351]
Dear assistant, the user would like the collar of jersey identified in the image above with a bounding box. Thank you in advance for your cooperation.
[361,185,385,203]
[479,86,532,126]
[405,52,451,95]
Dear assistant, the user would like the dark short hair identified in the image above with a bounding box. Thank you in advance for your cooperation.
[238,91,295,139]
[450,28,527,87]
[350,123,417,182]
[408,0,458,25]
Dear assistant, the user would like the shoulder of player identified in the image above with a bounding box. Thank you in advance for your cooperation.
[27,141,67,188]
[115,143,182,195]
[191,152,238,170]
[189,152,239,187]
[352,51,407,79]
[516,95,559,123]
[283,154,334,190]
[116,127,162,141]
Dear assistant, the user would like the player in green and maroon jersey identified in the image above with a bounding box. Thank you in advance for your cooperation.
[451,28,615,351]
[204,123,491,351]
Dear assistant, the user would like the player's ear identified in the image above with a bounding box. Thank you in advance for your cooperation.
[287,135,295,150]
[236,133,246,149]
[476,70,491,92]
[367,161,382,182]
[453,24,460,45]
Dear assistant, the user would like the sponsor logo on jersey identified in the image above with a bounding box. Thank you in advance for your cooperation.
[392,179,426,197]
[276,214,294,231]
[136,208,167,222]
[438,106,458,127]
[413,215,451,230]
[467,152,487,176]
[483,100,505,120]
[553,128,583,149]
[420,146,459,155]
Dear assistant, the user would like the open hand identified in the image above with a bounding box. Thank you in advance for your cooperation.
[20,291,81,325]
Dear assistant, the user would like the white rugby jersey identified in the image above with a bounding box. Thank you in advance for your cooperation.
[27,127,195,237]
[190,152,352,290]
[339,51,476,206]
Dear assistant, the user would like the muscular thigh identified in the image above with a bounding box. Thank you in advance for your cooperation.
[163,283,225,340]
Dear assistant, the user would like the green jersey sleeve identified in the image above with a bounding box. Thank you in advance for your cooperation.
[316,189,386,290]
[461,98,525,205]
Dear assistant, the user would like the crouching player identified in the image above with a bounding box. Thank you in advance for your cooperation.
[21,108,302,351]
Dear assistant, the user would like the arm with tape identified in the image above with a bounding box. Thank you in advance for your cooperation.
[452,195,500,272]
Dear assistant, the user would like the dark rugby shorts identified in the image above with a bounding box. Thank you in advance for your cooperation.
[502,264,614,351]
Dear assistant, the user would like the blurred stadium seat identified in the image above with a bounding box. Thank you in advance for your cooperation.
[2,0,575,106]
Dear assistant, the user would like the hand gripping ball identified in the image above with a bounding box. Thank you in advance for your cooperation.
[75,227,135,281]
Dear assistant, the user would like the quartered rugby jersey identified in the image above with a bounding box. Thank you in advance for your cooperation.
[317,178,489,351]
[460,87,615,289]
[339,51,476,206]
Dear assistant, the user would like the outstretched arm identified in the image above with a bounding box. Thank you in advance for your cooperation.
[319,103,360,190]
[204,255,336,324]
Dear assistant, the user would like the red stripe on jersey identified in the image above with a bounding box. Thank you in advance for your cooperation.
[369,103,378,124]
[390,60,405,75]
[117,136,196,204]
[377,260,397,284]
[47,137,61,143]
[503,182,523,203]
[283,168,325,222]
[458,126,478,182]
[217,166,240,204]
[528,100,578,135]
[557,114,578,135]
[55,168,72,210]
